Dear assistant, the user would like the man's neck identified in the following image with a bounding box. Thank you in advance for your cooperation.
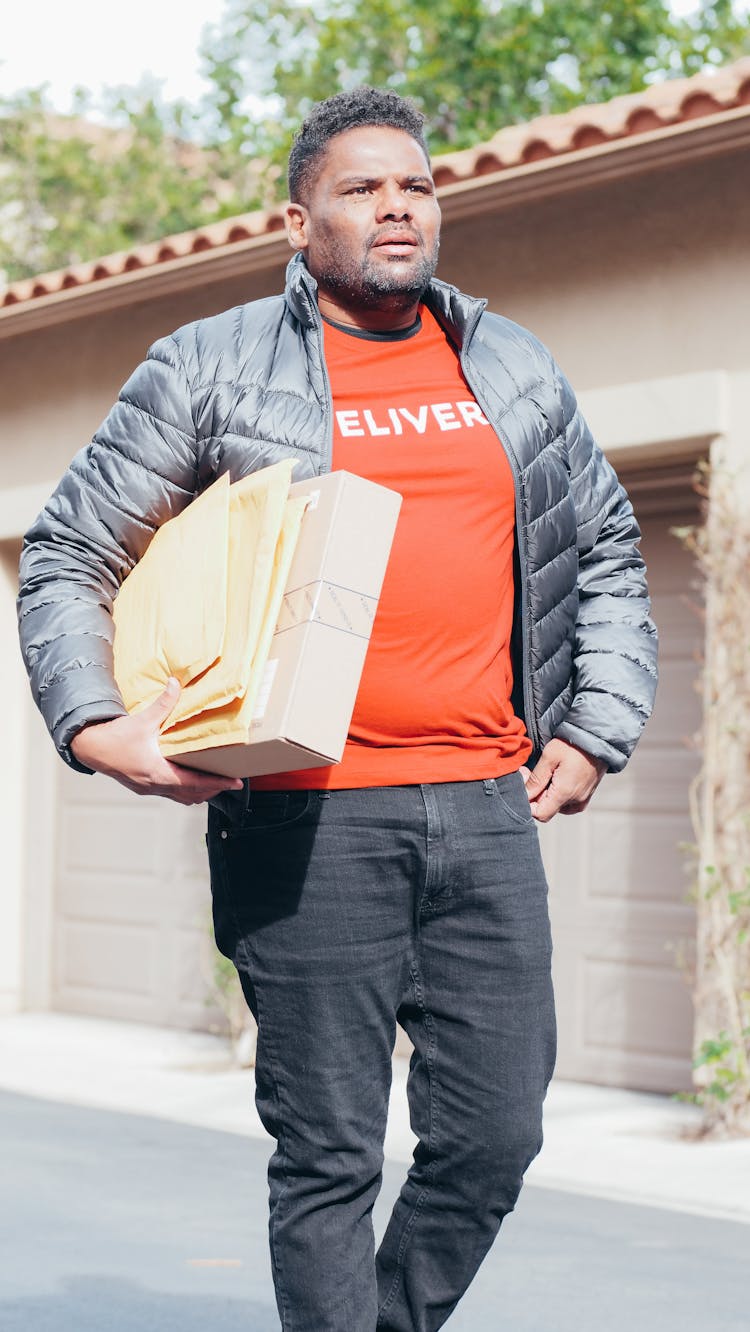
[316,292,422,333]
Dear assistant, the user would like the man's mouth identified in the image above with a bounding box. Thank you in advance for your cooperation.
[370,232,420,255]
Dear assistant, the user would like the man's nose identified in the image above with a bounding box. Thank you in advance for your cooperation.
[376,183,411,220]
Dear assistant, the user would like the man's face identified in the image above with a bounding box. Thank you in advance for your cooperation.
[286,126,441,317]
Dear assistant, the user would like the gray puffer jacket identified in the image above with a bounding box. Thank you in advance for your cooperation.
[18,254,657,775]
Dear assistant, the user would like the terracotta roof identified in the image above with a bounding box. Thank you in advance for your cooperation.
[3,57,750,311]
[431,55,750,180]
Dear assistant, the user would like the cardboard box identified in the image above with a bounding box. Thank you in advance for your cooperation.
[173,470,401,777]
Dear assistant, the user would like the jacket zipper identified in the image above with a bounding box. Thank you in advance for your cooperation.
[316,318,334,477]
[457,312,540,756]
[296,268,334,477]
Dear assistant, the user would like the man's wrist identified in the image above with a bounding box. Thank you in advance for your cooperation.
[69,715,121,768]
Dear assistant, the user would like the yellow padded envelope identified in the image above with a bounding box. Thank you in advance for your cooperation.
[112,473,231,713]
[112,459,304,757]
[159,491,308,755]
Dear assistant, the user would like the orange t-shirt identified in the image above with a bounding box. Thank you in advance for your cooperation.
[253,305,531,789]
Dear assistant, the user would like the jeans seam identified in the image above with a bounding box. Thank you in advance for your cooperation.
[241,945,295,1330]
[377,961,440,1324]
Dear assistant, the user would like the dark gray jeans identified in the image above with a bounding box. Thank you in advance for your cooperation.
[207,772,556,1332]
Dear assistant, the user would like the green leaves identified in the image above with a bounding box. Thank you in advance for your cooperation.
[0,83,223,282]
[198,0,750,162]
[692,1031,744,1106]
[694,1031,735,1068]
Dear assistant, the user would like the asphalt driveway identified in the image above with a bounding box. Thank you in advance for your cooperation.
[0,1090,745,1331]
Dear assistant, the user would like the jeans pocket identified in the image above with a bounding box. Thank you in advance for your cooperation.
[222,790,314,835]
[493,771,534,826]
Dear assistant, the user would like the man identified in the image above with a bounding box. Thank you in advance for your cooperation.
[18,88,657,1331]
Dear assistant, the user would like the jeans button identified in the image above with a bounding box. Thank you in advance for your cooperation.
[220,830,228,840]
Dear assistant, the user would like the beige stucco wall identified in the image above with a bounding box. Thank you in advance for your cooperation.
[0,267,287,493]
[1,140,747,1041]
[442,151,750,385]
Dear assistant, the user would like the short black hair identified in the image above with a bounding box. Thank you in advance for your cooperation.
[288,87,430,203]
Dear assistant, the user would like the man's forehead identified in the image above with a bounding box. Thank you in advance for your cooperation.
[319,125,432,181]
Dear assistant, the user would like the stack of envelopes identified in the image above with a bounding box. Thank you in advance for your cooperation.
[112,459,308,760]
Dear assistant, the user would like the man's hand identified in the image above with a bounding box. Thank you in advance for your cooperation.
[70,678,244,805]
[520,738,607,823]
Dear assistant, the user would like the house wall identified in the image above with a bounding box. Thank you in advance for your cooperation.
[441,151,750,383]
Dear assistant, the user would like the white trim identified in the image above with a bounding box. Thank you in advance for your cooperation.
[578,370,728,464]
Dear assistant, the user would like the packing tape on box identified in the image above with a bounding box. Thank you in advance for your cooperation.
[275,580,378,640]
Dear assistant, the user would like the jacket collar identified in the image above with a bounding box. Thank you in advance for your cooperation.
[284,253,487,351]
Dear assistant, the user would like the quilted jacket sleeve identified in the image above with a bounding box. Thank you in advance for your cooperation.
[552,367,658,772]
[17,335,200,772]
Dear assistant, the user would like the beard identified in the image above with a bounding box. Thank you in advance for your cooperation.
[314,229,440,312]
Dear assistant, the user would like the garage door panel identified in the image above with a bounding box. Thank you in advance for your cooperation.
[641,663,701,743]
[57,919,156,997]
[649,607,701,659]
[161,873,213,923]
[582,958,693,1060]
[51,767,216,1027]
[60,804,160,877]
[548,479,701,1092]
[595,754,696,814]
[557,918,693,962]
[174,926,217,1014]
[586,812,693,902]
[57,870,161,925]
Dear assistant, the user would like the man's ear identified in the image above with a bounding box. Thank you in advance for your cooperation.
[285,202,309,252]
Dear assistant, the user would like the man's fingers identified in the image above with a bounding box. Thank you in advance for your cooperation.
[164,757,243,792]
[142,676,182,726]
[132,774,242,804]
[529,786,565,823]
[123,754,243,803]
[523,755,556,800]
[152,761,244,809]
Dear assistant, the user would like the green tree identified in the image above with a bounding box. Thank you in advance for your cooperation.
[199,0,750,166]
[2,1,748,283]
[0,84,221,282]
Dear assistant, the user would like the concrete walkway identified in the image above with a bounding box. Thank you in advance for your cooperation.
[1,1011,748,1224]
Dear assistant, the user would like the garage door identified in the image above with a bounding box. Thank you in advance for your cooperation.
[51,767,218,1030]
[543,460,702,1093]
